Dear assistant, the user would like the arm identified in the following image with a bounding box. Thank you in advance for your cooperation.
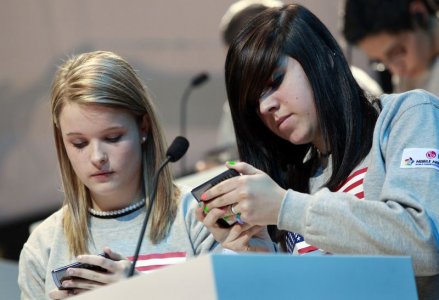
[279,92,439,275]
[18,244,47,300]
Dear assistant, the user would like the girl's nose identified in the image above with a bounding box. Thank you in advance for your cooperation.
[259,94,280,115]
[91,142,108,167]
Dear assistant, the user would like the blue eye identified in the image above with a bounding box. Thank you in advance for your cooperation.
[260,71,285,99]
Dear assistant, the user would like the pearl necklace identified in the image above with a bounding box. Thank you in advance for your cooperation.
[88,198,145,219]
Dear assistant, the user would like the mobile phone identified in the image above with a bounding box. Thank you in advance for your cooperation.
[51,252,110,290]
[191,168,240,228]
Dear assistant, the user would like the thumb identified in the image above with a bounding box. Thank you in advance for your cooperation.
[226,161,263,176]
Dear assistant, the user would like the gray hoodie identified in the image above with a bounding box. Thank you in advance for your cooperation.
[278,90,439,299]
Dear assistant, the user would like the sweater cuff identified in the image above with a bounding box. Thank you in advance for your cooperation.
[277,189,312,234]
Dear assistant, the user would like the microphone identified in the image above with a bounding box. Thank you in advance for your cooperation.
[179,72,209,175]
[166,136,190,162]
[128,136,189,277]
[191,73,209,87]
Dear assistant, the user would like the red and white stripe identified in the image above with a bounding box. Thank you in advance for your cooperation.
[335,167,368,199]
[288,232,320,255]
[128,252,187,274]
[297,244,319,254]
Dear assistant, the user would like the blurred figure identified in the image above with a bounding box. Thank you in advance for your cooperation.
[343,0,439,95]
[216,0,284,152]
[195,0,283,172]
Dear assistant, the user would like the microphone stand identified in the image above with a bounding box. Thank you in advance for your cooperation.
[179,72,209,176]
[128,136,189,277]
[179,84,191,175]
[127,157,170,277]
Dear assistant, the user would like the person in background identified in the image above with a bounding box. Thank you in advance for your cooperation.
[18,51,267,299]
[195,0,283,172]
[343,0,439,95]
[197,4,439,299]
[216,0,284,161]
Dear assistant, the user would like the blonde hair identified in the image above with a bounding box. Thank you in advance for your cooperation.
[51,51,179,256]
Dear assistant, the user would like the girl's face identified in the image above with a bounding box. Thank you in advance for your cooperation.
[59,102,146,207]
[358,29,432,78]
[258,57,324,152]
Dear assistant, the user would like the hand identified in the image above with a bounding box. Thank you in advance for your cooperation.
[195,203,271,252]
[200,162,286,226]
[48,288,81,299]
[48,247,132,299]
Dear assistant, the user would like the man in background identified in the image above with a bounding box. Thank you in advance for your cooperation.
[343,0,439,95]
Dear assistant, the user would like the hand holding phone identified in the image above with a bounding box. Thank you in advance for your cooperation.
[191,169,240,228]
[51,252,110,290]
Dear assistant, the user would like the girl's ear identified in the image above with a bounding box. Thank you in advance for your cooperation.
[140,114,150,136]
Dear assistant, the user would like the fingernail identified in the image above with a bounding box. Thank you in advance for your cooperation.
[201,193,207,200]
[227,160,236,165]
[203,205,209,213]
[236,212,244,225]
[197,202,202,208]
[223,216,229,221]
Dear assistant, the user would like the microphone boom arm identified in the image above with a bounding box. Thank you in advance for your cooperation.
[128,136,189,277]
[179,72,209,175]
[127,156,170,277]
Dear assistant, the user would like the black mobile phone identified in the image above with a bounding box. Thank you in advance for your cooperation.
[51,252,110,290]
[191,168,240,228]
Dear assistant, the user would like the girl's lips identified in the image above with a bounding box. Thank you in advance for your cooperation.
[276,114,292,129]
[91,171,114,177]
[91,171,114,182]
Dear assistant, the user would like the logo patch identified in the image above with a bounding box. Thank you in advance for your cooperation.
[400,148,439,171]
[426,151,437,159]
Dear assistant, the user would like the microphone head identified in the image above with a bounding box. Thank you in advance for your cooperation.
[166,136,189,162]
[191,72,209,87]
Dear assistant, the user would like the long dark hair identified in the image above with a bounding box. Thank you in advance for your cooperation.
[225,4,379,248]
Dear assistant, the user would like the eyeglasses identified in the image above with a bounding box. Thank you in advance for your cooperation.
[369,32,408,73]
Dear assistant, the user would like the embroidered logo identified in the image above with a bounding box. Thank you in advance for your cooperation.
[403,157,414,166]
[426,151,437,159]
[400,148,439,171]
